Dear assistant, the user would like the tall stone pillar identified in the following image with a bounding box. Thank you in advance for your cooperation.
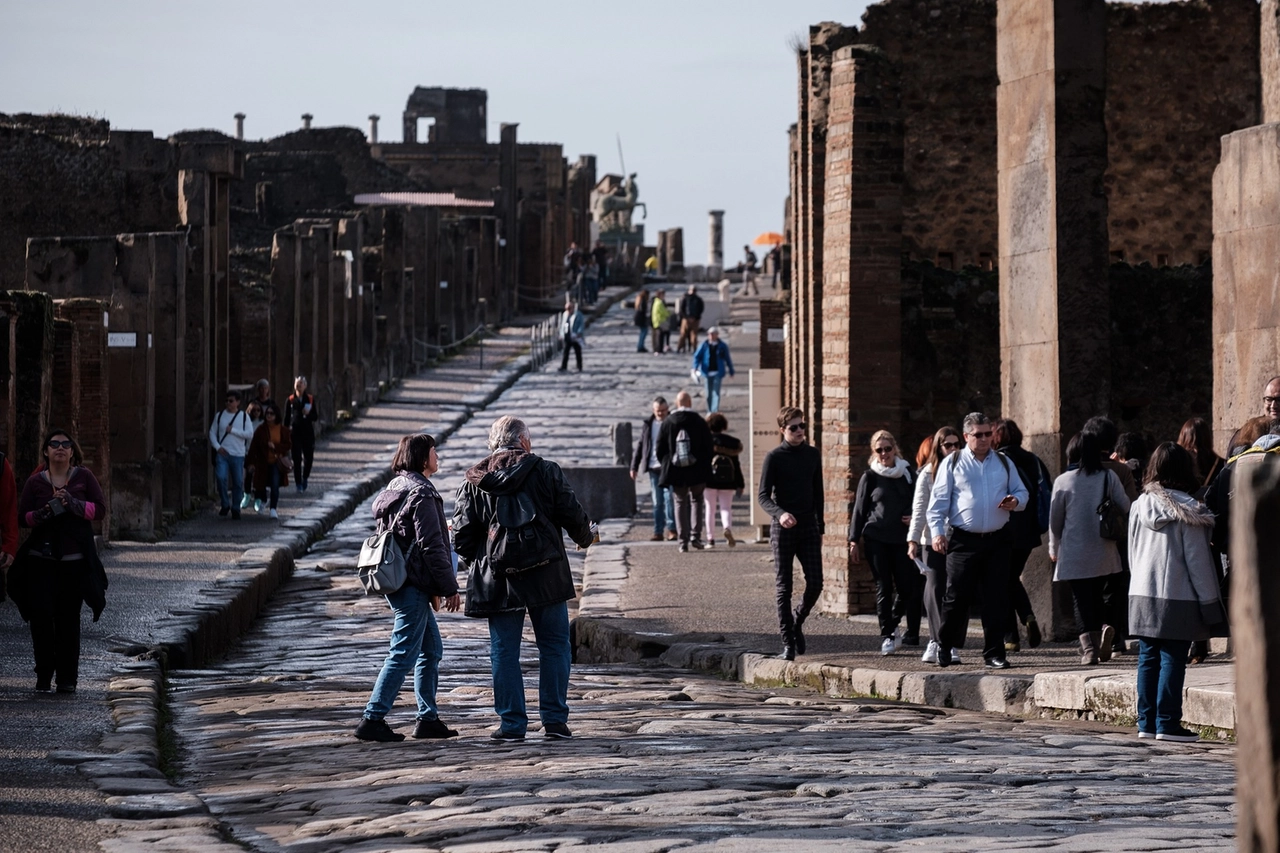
[790,52,809,412]
[1264,0,1280,124]
[1232,456,1280,852]
[819,46,904,617]
[998,0,1110,640]
[708,210,724,278]
[499,123,520,319]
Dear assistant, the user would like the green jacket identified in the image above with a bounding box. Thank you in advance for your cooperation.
[650,299,671,329]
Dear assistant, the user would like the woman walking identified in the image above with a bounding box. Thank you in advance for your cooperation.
[285,376,317,493]
[907,427,964,664]
[356,433,461,742]
[241,400,265,512]
[703,413,745,548]
[1049,432,1131,664]
[11,429,107,693]
[1176,417,1224,500]
[849,430,921,654]
[1128,442,1226,743]
[247,403,292,520]
[633,290,650,353]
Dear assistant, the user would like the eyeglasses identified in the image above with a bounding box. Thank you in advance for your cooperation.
[969,431,993,439]
[873,447,894,456]
[47,440,73,449]
[942,440,962,450]
[1266,396,1280,406]
[785,423,807,433]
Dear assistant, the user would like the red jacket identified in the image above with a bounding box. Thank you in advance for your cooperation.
[0,457,16,558]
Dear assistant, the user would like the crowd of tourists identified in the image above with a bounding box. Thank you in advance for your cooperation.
[563,241,610,308]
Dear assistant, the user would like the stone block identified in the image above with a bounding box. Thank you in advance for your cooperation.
[996,0,1052,85]
[996,75,1052,173]
[1000,341,1059,438]
[998,249,1057,348]
[560,466,635,521]
[1033,670,1094,711]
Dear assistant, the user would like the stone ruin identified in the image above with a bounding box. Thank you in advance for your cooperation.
[0,86,595,539]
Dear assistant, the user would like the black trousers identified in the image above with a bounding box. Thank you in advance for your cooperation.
[1102,570,1130,639]
[291,435,315,488]
[939,527,1012,663]
[1005,545,1035,637]
[922,546,952,647]
[560,333,582,370]
[772,519,823,644]
[28,557,88,688]
[865,538,923,639]
[1069,575,1110,634]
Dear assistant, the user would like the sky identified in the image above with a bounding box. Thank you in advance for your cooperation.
[2,0,870,266]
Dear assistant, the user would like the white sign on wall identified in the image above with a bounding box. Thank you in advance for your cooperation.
[748,368,782,529]
[766,328,785,343]
[107,332,137,348]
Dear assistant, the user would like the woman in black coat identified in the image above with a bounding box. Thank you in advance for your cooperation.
[848,429,921,655]
[285,375,318,492]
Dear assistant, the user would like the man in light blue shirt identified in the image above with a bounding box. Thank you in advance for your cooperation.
[926,412,1028,669]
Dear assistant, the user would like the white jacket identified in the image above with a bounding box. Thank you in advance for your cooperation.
[208,409,254,457]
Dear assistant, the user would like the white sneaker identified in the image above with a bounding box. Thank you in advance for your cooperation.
[269,509,278,520]
[921,640,940,663]
[880,636,897,656]
[950,648,962,664]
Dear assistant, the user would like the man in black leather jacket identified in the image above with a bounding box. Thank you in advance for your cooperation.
[452,416,593,741]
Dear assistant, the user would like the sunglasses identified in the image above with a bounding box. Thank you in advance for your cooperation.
[969,431,993,439]
[873,447,894,456]
[942,440,962,450]
[47,440,73,449]
[785,423,807,433]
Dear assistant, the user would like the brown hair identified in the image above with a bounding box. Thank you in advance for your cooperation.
[1145,441,1199,494]
[1176,417,1218,481]
[41,427,84,468]
[994,418,1023,449]
[928,426,962,477]
[634,289,648,310]
[1230,416,1272,455]
[915,434,934,470]
[777,406,804,429]
[706,412,728,432]
[391,433,437,474]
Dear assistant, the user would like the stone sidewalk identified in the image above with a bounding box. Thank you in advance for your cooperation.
[0,287,631,853]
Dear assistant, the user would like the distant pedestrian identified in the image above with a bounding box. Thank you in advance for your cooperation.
[356,433,462,743]
[691,328,735,414]
[247,403,292,521]
[630,397,676,542]
[677,285,705,353]
[849,430,921,655]
[1129,442,1227,743]
[251,378,276,416]
[632,290,650,353]
[993,418,1049,652]
[583,257,600,305]
[1049,431,1131,665]
[285,376,318,493]
[209,390,254,519]
[740,245,759,296]
[908,427,964,665]
[656,391,713,553]
[758,407,824,661]
[1113,432,1150,487]
[650,289,671,355]
[926,412,1028,669]
[9,429,107,693]
[592,241,610,287]
[451,416,595,740]
[241,400,265,511]
[558,301,585,372]
[703,412,745,548]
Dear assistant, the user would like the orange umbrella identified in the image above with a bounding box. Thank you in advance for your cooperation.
[752,231,785,246]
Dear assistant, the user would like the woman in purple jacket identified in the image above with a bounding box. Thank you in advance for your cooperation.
[355,433,461,743]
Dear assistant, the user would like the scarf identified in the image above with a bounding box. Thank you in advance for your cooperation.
[870,457,912,484]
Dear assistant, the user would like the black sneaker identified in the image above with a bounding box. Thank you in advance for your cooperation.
[1156,726,1200,743]
[354,718,405,743]
[689,540,705,550]
[218,505,230,517]
[1026,619,1042,648]
[543,722,573,740]
[936,646,952,668]
[412,718,458,739]
[793,622,806,656]
[55,684,77,694]
[777,644,796,661]
[230,510,241,520]
[490,729,525,742]
[35,676,52,693]
[984,658,1011,670]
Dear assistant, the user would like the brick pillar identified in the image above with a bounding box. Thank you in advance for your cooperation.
[270,229,300,408]
[998,0,1110,640]
[381,208,408,373]
[55,298,110,537]
[819,46,905,617]
[499,123,520,321]
[1232,457,1280,851]
[0,292,53,487]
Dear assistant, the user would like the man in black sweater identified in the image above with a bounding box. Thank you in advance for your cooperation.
[757,406,824,660]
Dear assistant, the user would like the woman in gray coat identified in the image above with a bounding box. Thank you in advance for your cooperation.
[1128,442,1226,743]
[1049,432,1131,664]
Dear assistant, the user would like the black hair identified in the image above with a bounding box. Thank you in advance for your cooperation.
[392,433,437,474]
[1145,442,1200,494]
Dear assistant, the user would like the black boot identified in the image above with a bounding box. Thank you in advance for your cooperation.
[792,609,807,656]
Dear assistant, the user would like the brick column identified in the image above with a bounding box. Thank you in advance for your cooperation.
[55,298,110,536]
[0,291,54,487]
[791,48,809,413]
[269,228,300,405]
[819,46,905,617]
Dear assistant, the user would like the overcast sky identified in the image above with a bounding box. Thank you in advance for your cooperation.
[3,0,873,265]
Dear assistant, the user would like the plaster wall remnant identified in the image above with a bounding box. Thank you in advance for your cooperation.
[402,87,487,145]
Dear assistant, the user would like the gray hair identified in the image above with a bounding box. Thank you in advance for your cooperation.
[962,412,990,434]
[488,415,530,451]
[652,395,668,406]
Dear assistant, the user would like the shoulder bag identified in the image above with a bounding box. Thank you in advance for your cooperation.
[1096,470,1127,542]
[356,489,420,595]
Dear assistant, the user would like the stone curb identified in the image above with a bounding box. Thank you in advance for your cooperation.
[573,530,1235,738]
[82,284,637,822]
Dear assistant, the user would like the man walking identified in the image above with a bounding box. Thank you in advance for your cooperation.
[741,245,759,297]
[629,396,676,542]
[558,300,585,372]
[692,328,734,413]
[208,390,254,519]
[451,416,595,741]
[677,285,705,354]
[757,406,824,661]
[656,391,713,552]
[927,412,1029,669]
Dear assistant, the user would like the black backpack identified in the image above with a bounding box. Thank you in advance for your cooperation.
[710,453,735,486]
[485,487,562,575]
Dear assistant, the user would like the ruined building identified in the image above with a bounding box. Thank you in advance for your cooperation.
[0,87,593,539]
[779,0,1262,632]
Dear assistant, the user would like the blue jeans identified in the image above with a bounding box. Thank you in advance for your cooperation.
[488,602,571,734]
[214,453,245,510]
[704,373,724,413]
[648,469,676,536]
[1136,638,1191,734]
[363,584,444,721]
[637,326,649,351]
